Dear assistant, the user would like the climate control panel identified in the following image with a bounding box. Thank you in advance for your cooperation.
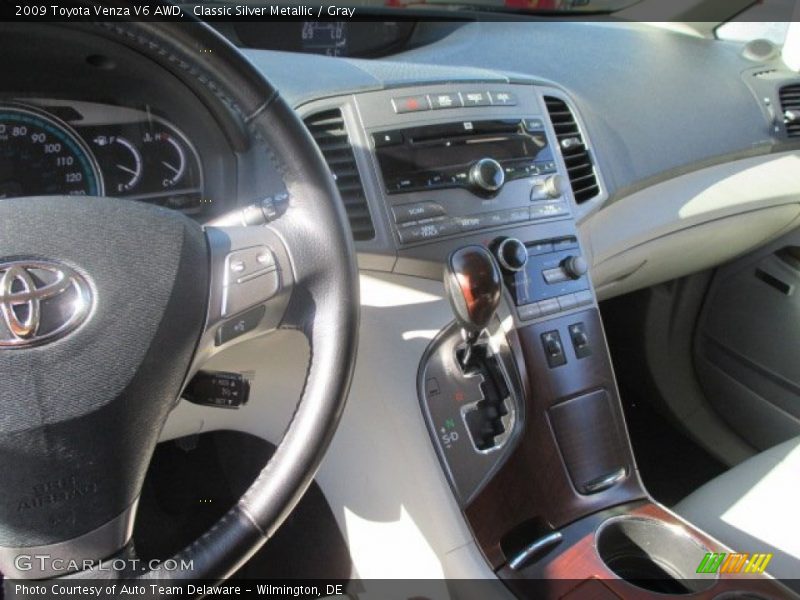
[500,237,593,321]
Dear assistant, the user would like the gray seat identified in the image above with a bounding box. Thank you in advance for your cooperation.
[674,436,800,587]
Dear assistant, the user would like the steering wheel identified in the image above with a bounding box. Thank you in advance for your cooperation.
[0,19,359,584]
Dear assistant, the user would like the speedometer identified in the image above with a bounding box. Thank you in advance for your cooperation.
[0,105,103,199]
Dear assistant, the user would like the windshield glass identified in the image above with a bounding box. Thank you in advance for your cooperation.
[716,0,795,46]
[382,0,643,12]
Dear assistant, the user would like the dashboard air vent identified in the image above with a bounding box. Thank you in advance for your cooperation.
[779,84,800,138]
[303,109,375,241]
[543,96,600,204]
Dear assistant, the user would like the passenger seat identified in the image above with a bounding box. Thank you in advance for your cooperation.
[674,436,800,588]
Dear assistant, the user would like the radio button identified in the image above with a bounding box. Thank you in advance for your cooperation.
[484,211,513,228]
[456,216,484,231]
[373,131,404,148]
[489,91,518,106]
[392,95,431,113]
[397,219,459,244]
[392,202,446,225]
[506,208,530,223]
[429,93,463,110]
[524,118,546,131]
[462,91,491,107]
[531,202,570,220]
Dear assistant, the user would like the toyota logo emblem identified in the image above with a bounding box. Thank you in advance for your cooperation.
[0,260,93,348]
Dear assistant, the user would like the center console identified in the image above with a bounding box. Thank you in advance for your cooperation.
[306,83,793,598]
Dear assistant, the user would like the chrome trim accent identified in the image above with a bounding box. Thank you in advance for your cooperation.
[582,466,627,494]
[509,531,563,570]
[0,260,93,348]
[0,499,138,579]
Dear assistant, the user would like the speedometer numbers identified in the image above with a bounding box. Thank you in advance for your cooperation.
[0,106,102,199]
[0,103,204,214]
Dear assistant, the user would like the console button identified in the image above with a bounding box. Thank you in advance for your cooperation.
[531,202,570,220]
[505,208,530,223]
[542,331,567,368]
[569,322,592,359]
[558,294,578,311]
[524,118,545,131]
[397,219,458,244]
[489,91,518,106]
[429,92,462,109]
[537,298,561,316]
[456,215,484,231]
[462,91,491,107]
[543,268,569,285]
[392,202,446,225]
[392,95,430,113]
[373,131,404,148]
[574,290,593,306]
[481,211,510,228]
[518,303,542,321]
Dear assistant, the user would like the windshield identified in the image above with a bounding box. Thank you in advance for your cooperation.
[381,0,643,12]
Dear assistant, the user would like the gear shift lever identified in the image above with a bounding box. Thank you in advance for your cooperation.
[444,245,502,368]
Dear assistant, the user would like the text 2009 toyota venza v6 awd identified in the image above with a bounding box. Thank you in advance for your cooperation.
[1,1,799,598]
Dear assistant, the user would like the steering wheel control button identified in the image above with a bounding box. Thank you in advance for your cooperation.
[392,95,431,114]
[216,305,266,346]
[184,370,251,408]
[222,245,280,317]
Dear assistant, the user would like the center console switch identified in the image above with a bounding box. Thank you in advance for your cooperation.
[499,237,593,321]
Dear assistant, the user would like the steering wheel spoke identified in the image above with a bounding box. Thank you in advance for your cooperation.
[192,224,294,370]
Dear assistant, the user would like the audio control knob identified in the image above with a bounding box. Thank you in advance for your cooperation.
[469,158,505,195]
[543,175,565,198]
[531,175,565,201]
[561,255,588,280]
[495,238,528,272]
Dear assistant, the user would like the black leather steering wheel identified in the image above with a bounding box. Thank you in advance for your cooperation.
[0,19,359,586]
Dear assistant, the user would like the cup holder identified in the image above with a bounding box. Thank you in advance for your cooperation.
[596,516,717,595]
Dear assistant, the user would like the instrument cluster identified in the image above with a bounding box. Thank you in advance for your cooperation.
[0,100,205,215]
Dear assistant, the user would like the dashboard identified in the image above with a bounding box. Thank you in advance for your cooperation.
[0,100,204,215]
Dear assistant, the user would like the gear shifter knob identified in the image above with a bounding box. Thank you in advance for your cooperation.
[444,245,502,345]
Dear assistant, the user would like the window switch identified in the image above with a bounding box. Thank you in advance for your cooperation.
[542,331,567,368]
[569,322,592,359]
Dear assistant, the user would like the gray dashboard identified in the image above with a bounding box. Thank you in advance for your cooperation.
[244,20,797,204]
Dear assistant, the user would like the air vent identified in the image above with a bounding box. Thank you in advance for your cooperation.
[779,83,800,138]
[543,96,600,204]
[303,109,375,241]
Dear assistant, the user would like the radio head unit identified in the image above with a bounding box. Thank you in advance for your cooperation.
[374,118,556,196]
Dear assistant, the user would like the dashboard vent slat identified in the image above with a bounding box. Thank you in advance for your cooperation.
[303,109,375,241]
[543,96,600,205]
[779,84,800,138]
